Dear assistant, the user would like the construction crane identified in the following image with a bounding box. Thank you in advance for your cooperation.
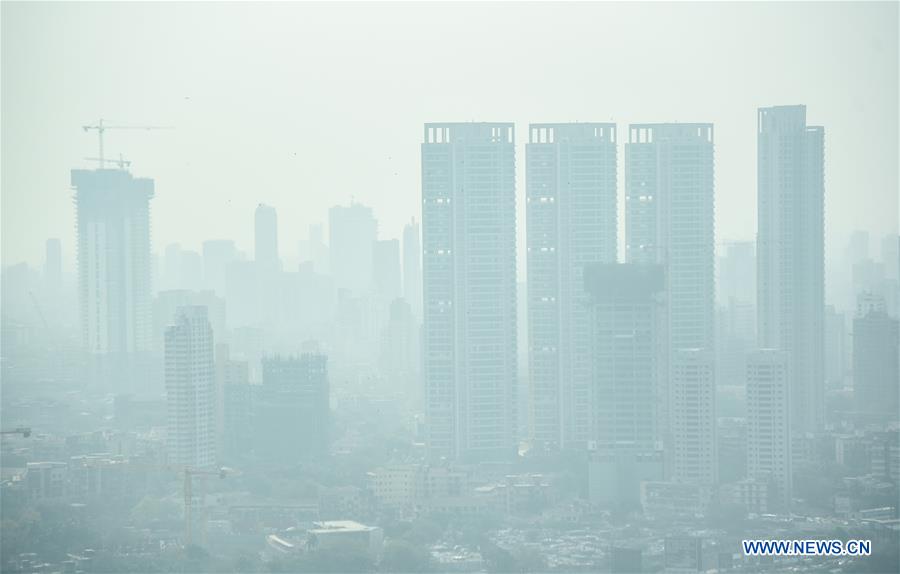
[181,466,231,548]
[0,427,32,437]
[81,119,173,169]
[129,463,235,547]
[84,154,131,170]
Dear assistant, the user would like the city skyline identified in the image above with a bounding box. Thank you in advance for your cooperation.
[2,2,898,572]
[2,3,897,279]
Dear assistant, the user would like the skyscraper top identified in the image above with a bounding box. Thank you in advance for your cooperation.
[627,123,713,144]
[528,123,616,144]
[758,105,823,132]
[71,169,154,200]
[424,123,514,144]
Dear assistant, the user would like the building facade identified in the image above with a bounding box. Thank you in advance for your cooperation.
[422,123,518,461]
[165,306,216,468]
[624,124,717,484]
[757,105,825,434]
[526,123,618,449]
[746,349,792,508]
[72,168,154,386]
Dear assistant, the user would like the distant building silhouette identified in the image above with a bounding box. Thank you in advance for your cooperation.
[329,202,377,295]
[256,354,330,462]
[254,203,280,269]
[43,238,62,295]
[202,239,237,296]
[216,344,252,461]
[757,105,825,434]
[165,306,216,468]
[402,217,422,319]
[298,223,330,275]
[373,239,402,303]
[422,123,518,462]
[853,292,899,422]
[526,123,618,450]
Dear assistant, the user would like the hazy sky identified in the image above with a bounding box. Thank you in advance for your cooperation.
[2,2,897,277]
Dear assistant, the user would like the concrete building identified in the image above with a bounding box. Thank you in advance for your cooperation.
[585,263,666,452]
[379,298,420,405]
[25,462,68,502]
[746,349,792,508]
[329,202,378,295]
[402,217,422,319]
[422,123,518,462]
[254,203,279,269]
[669,349,717,485]
[306,521,384,561]
[72,168,154,388]
[216,344,253,460]
[165,306,216,468]
[256,354,330,462]
[625,123,715,353]
[853,293,899,421]
[716,241,757,387]
[757,105,825,434]
[526,123,618,449]
[625,123,717,485]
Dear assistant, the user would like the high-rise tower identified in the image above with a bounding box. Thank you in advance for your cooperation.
[526,123,618,449]
[757,105,825,434]
[422,122,518,462]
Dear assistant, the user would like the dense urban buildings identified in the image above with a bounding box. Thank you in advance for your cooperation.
[526,123,618,450]
[164,306,216,468]
[421,122,518,462]
[757,104,826,435]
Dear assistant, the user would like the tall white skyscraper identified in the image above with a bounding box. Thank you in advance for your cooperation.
[402,217,422,319]
[329,202,378,295]
[165,306,216,468]
[72,168,154,388]
[254,203,279,269]
[746,349,792,508]
[625,123,716,484]
[526,123,618,449]
[757,105,825,434]
[422,123,518,462]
